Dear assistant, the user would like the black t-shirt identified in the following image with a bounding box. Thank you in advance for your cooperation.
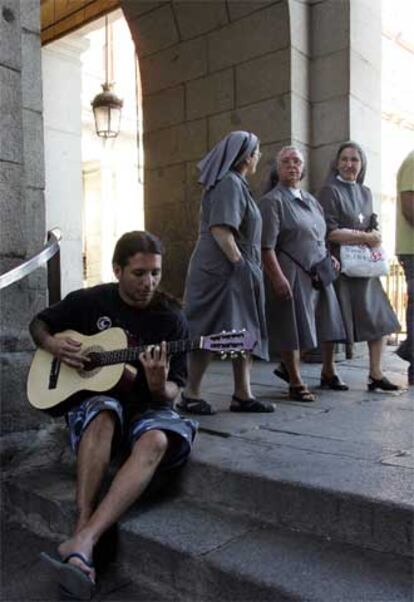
[36,283,188,412]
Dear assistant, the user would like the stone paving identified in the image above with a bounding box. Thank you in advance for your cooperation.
[195,346,414,505]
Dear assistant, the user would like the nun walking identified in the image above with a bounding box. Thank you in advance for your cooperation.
[178,131,274,415]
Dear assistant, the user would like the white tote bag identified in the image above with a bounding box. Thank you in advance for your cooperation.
[340,244,389,278]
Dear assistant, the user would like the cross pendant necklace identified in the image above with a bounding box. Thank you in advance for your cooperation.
[358,213,364,224]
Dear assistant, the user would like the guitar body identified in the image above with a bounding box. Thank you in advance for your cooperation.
[27,328,131,411]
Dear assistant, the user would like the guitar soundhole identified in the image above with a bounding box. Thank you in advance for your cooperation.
[77,346,104,378]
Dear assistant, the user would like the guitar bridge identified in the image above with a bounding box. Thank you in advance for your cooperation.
[48,357,61,390]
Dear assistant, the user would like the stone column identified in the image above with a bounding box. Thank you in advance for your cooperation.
[0,0,49,434]
[42,36,87,296]
[289,0,311,178]
[310,0,381,197]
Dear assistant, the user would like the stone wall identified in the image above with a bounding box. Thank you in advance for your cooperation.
[0,0,49,434]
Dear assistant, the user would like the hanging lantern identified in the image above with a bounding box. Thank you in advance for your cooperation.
[91,82,123,138]
[91,16,123,138]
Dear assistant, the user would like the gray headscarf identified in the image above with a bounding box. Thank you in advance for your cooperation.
[325,141,368,185]
[197,130,258,190]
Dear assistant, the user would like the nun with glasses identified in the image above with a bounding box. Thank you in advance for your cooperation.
[177,131,274,415]
[259,146,347,402]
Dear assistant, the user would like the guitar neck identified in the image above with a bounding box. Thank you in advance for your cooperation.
[95,337,202,367]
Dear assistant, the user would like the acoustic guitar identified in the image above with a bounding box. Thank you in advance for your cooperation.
[27,327,256,413]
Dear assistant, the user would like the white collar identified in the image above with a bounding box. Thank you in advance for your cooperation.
[289,187,302,199]
[337,175,357,185]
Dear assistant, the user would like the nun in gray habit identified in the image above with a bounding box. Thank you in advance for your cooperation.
[318,141,400,391]
[178,130,274,415]
[259,146,347,402]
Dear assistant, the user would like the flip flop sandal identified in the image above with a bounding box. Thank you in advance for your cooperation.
[58,583,92,600]
[288,385,316,402]
[40,551,95,600]
[273,363,290,384]
[230,395,275,413]
[176,394,216,415]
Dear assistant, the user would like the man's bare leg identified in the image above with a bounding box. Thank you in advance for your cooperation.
[58,429,168,581]
[74,411,117,533]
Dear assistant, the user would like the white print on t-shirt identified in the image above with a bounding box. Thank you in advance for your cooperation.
[96,316,112,330]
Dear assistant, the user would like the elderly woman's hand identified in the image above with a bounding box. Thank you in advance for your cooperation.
[365,230,382,248]
[331,255,340,272]
[273,274,293,300]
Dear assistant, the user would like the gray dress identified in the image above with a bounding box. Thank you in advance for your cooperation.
[318,179,400,343]
[259,184,346,352]
[184,170,268,360]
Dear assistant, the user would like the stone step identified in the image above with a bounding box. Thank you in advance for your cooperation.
[1,522,165,601]
[3,422,413,558]
[177,431,413,558]
[3,470,412,602]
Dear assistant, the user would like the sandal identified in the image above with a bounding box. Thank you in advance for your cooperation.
[176,394,216,415]
[288,384,316,402]
[40,552,95,600]
[230,395,275,413]
[320,374,349,391]
[273,362,290,384]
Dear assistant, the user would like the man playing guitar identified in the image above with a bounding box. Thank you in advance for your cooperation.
[29,230,198,599]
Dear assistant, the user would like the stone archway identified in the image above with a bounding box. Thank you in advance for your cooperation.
[121,0,293,297]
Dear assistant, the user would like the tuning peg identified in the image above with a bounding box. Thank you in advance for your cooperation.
[220,353,227,360]
[240,351,246,358]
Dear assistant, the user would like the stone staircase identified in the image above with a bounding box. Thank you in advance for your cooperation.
[3,417,413,602]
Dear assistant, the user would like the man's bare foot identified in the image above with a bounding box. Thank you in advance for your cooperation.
[58,534,96,583]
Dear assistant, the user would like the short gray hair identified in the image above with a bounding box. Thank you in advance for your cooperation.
[276,146,305,168]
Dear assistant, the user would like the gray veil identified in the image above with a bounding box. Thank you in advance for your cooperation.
[197,130,258,190]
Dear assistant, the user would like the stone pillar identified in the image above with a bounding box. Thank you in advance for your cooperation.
[42,36,87,296]
[0,0,49,434]
[289,0,311,179]
[310,0,381,197]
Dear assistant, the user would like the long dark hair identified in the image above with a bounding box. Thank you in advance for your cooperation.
[112,231,164,268]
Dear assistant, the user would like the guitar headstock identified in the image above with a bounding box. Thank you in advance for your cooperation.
[200,330,257,359]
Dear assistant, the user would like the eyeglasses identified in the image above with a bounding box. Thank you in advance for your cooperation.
[253,151,262,159]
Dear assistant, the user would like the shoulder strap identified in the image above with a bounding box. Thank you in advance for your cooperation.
[278,248,311,276]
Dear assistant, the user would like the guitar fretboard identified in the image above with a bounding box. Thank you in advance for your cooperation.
[92,338,202,367]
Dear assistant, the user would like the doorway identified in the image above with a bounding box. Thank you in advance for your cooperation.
[42,9,144,295]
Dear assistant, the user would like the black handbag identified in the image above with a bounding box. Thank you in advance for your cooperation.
[310,254,338,289]
[279,249,337,290]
